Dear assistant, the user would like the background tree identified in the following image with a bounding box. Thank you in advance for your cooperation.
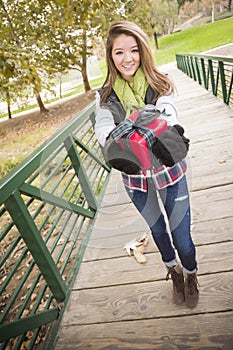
[0,0,55,116]
[124,0,179,46]
[64,0,131,91]
[177,0,186,10]
[0,0,127,120]
[124,0,161,48]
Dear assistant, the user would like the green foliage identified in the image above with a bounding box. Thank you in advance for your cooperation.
[177,0,186,9]
[150,0,179,35]
[124,0,179,36]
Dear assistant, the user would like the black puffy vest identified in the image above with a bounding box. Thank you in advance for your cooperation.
[98,86,158,125]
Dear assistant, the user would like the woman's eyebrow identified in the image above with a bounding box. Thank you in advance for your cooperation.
[113,45,138,52]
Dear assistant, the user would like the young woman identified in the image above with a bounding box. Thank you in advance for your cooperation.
[94,21,199,308]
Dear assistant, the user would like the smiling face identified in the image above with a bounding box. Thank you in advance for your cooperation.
[111,34,140,82]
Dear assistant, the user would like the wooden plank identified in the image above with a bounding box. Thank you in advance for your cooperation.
[94,202,140,227]
[191,170,233,191]
[101,171,129,208]
[190,186,233,223]
[94,183,233,232]
[84,184,233,261]
[190,152,233,189]
[55,311,233,350]
[190,134,233,163]
[84,216,233,261]
[75,241,233,289]
[61,272,233,326]
[97,182,233,229]
[191,216,233,245]
[83,228,152,261]
[183,116,233,139]
[177,96,231,113]
[191,182,233,202]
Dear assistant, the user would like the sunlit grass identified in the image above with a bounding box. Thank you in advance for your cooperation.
[153,17,233,65]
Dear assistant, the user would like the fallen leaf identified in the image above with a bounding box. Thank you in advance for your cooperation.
[22,309,30,317]
[30,293,37,302]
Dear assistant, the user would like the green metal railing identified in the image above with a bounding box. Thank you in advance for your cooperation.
[0,101,110,349]
[176,53,233,107]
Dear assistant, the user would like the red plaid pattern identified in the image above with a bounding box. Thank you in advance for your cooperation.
[122,160,187,192]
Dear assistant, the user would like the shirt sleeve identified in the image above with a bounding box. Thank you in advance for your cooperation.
[155,95,178,125]
[94,91,116,146]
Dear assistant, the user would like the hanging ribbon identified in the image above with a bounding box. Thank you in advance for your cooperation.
[109,105,162,147]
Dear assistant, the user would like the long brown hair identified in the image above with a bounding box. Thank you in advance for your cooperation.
[100,21,175,105]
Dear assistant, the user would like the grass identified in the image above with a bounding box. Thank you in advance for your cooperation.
[153,17,233,66]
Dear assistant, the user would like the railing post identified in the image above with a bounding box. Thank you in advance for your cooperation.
[187,56,193,78]
[208,59,216,95]
[183,56,188,74]
[195,57,202,85]
[176,54,182,71]
[4,190,67,302]
[200,58,207,89]
[64,135,98,211]
[219,61,228,104]
[190,56,197,81]
[226,73,233,105]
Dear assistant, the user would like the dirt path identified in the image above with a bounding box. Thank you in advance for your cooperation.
[0,90,95,134]
[203,42,233,56]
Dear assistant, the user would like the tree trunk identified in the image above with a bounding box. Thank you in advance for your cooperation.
[81,28,91,92]
[153,31,159,49]
[36,93,49,113]
[6,88,12,119]
[58,73,62,98]
[228,0,232,11]
[81,63,91,92]
[7,101,12,119]
[212,1,215,23]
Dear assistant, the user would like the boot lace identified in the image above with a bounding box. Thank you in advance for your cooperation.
[187,273,199,295]
[166,268,184,292]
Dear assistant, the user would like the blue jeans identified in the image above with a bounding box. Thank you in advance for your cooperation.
[125,175,197,272]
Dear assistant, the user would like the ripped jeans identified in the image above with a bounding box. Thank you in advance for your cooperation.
[125,175,197,272]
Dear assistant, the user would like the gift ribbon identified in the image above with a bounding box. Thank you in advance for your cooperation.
[109,105,161,147]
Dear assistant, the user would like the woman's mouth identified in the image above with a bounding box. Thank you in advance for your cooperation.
[122,64,134,70]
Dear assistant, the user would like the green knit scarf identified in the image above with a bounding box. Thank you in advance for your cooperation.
[113,67,148,118]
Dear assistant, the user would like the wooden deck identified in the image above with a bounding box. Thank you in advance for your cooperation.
[54,64,233,349]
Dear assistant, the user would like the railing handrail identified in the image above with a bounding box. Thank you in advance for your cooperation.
[176,52,233,63]
[0,100,110,349]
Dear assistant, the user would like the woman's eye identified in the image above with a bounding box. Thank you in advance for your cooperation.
[115,51,123,55]
[132,49,139,53]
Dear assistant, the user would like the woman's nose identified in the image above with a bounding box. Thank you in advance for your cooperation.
[124,52,132,62]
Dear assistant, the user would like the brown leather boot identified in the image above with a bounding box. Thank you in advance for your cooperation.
[184,272,199,308]
[166,264,185,305]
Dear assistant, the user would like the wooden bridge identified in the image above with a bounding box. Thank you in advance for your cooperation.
[54,63,233,349]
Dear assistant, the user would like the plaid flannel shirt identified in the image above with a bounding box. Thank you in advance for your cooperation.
[122,159,187,192]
